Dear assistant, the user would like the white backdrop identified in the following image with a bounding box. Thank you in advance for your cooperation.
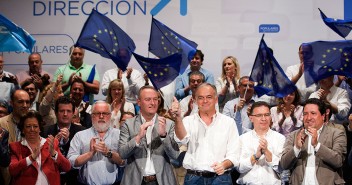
[0,0,348,100]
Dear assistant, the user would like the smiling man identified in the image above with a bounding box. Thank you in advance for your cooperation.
[172,83,239,185]
[67,101,123,185]
[119,86,179,185]
[237,101,285,185]
[280,98,347,185]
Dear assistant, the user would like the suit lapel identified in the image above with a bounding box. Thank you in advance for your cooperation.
[135,115,148,151]
[315,126,328,168]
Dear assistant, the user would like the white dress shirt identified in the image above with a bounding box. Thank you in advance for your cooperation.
[309,85,351,124]
[237,129,285,185]
[174,112,240,171]
[293,126,323,185]
[140,114,157,176]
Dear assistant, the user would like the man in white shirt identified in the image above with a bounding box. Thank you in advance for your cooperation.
[280,98,347,185]
[309,75,351,124]
[285,44,317,103]
[171,83,240,185]
[237,101,285,185]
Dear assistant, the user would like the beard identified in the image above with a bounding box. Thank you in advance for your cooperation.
[93,121,111,132]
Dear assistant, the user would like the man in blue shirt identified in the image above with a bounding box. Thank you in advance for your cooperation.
[175,50,215,100]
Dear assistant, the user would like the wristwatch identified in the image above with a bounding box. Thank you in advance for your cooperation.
[105,150,113,159]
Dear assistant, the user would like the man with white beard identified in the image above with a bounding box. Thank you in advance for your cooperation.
[67,101,124,185]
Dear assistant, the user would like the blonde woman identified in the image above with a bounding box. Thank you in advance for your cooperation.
[216,56,240,112]
[106,79,135,128]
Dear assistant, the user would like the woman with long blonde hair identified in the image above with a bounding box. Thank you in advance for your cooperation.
[106,79,135,128]
[216,56,240,112]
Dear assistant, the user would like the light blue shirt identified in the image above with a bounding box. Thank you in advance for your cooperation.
[223,97,256,135]
[175,67,215,100]
[67,127,120,185]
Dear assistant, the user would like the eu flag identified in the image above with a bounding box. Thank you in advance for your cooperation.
[319,8,352,38]
[0,13,36,53]
[76,9,136,71]
[149,18,197,74]
[132,52,182,90]
[83,64,96,102]
[250,36,296,98]
[302,40,352,87]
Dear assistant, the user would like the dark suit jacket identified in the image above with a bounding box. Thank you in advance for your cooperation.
[43,123,85,157]
[280,126,347,185]
[9,138,71,185]
[118,114,179,185]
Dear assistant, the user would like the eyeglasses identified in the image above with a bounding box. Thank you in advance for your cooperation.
[92,112,111,117]
[251,113,271,118]
[240,84,254,88]
[190,79,202,84]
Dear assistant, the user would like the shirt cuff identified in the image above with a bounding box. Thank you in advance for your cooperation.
[293,145,301,157]
[26,157,32,166]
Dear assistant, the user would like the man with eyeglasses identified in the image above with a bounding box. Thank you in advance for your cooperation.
[280,98,347,185]
[119,86,179,185]
[236,101,285,184]
[67,101,124,185]
[171,83,240,185]
[42,96,85,185]
[0,89,30,185]
[180,71,220,118]
[223,76,256,135]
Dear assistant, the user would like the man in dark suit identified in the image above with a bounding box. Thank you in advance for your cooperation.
[119,86,179,185]
[43,96,85,185]
[280,98,347,185]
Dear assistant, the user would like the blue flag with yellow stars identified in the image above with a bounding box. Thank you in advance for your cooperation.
[302,40,352,87]
[76,9,136,71]
[132,52,182,90]
[250,35,296,98]
[319,8,352,39]
[0,13,36,53]
[148,18,197,74]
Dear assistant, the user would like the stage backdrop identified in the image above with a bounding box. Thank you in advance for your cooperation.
[0,0,349,100]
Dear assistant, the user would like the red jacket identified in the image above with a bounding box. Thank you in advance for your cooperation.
[9,138,71,185]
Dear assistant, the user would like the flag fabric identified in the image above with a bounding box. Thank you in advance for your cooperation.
[132,52,182,90]
[302,40,352,87]
[0,13,36,53]
[319,8,352,38]
[76,9,136,71]
[249,36,297,98]
[83,64,96,102]
[148,18,197,74]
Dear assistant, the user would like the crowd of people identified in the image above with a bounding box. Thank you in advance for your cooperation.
[0,45,352,185]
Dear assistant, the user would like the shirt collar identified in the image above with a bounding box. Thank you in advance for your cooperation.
[141,114,157,125]
[21,137,46,147]
[196,111,219,126]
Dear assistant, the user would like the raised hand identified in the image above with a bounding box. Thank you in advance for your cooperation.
[169,97,181,119]
[157,116,167,137]
[295,128,307,149]
[47,135,56,156]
